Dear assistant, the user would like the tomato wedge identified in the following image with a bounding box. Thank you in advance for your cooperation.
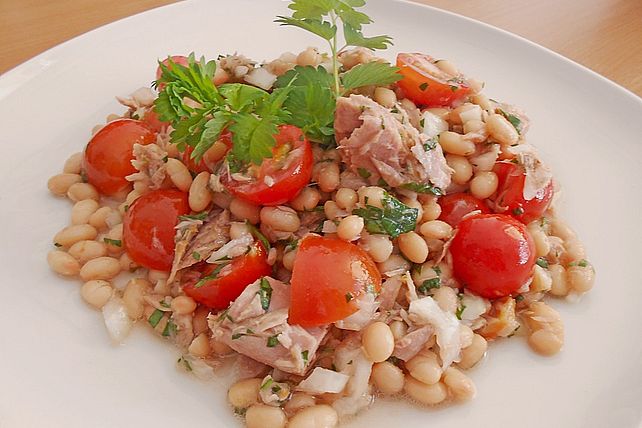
[182,242,272,309]
[449,214,535,299]
[222,125,313,206]
[396,53,470,107]
[83,119,156,195]
[289,235,381,326]
[123,189,190,271]
[492,162,553,224]
[438,193,490,227]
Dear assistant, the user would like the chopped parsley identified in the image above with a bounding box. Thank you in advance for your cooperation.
[423,136,438,151]
[234,407,247,416]
[418,277,440,294]
[260,377,274,390]
[353,193,418,238]
[455,294,466,320]
[179,212,208,221]
[569,259,590,268]
[266,334,280,348]
[419,82,429,91]
[103,238,122,247]
[148,309,164,328]
[515,294,525,302]
[536,257,549,269]
[259,277,273,310]
[54,242,62,248]
[400,182,444,196]
[194,262,230,288]
[345,292,354,303]
[192,251,201,261]
[162,319,177,337]
[301,350,309,364]
[497,108,522,134]
[159,300,170,308]
[177,356,193,372]
[246,221,271,251]
[512,207,525,216]
[357,167,372,179]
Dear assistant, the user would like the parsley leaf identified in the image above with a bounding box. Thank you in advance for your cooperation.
[194,262,230,288]
[353,193,418,238]
[103,238,122,247]
[266,335,280,348]
[178,212,208,221]
[400,182,444,196]
[418,277,440,294]
[148,309,164,328]
[229,112,279,164]
[341,62,402,93]
[259,277,273,311]
[343,23,393,50]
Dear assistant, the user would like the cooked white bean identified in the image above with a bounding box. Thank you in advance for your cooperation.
[79,256,121,281]
[171,295,197,315]
[284,393,316,415]
[358,186,385,208]
[531,264,552,293]
[337,215,364,241]
[71,199,100,225]
[373,87,397,108]
[432,286,458,313]
[524,302,564,356]
[443,367,476,401]
[80,280,113,309]
[63,152,83,174]
[47,173,82,196]
[406,350,442,385]
[54,224,98,248]
[166,158,192,192]
[260,206,300,232]
[317,162,340,193]
[88,206,121,231]
[419,220,452,240]
[122,278,151,319]
[388,320,408,340]
[245,404,287,428]
[361,234,393,263]
[377,254,410,275]
[458,334,488,369]
[397,231,429,263]
[230,198,260,224]
[371,361,405,395]
[119,252,137,271]
[528,329,563,356]
[290,187,321,212]
[288,405,338,428]
[67,182,100,202]
[528,225,551,258]
[228,378,262,409]
[335,188,358,211]
[486,113,519,145]
[439,131,475,156]
[188,333,211,358]
[549,264,569,296]
[362,321,394,363]
[323,200,342,220]
[567,263,595,293]
[230,222,251,240]
[421,199,442,222]
[67,240,107,263]
[404,377,448,405]
[47,250,81,276]
[189,172,212,212]
[469,171,498,199]
[148,269,169,283]
[104,224,124,255]
[446,154,473,185]
[282,250,297,271]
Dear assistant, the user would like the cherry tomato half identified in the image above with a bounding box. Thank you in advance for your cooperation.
[289,235,381,327]
[396,53,470,107]
[222,125,313,206]
[438,193,490,227]
[141,108,169,134]
[83,119,156,196]
[182,242,272,310]
[450,214,535,299]
[123,189,189,271]
[492,162,553,224]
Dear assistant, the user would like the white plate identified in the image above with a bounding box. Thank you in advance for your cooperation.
[1,1,641,427]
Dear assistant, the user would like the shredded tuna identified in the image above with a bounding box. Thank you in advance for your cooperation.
[507,144,553,201]
[335,95,452,190]
[376,276,403,311]
[126,143,168,189]
[392,325,434,361]
[334,293,379,331]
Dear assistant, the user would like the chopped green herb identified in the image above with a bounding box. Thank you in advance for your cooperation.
[400,182,444,196]
[267,335,280,348]
[353,193,418,238]
[423,136,438,151]
[536,257,549,269]
[449,85,458,92]
[260,377,274,390]
[177,356,193,372]
[433,266,442,276]
[515,294,525,302]
[54,242,62,248]
[301,350,309,364]
[216,308,230,322]
[497,108,522,133]
[418,277,440,294]
[162,319,177,337]
[419,82,429,91]
[246,221,271,251]
[419,117,425,128]
[345,292,354,303]
[569,259,590,268]
[271,384,282,394]
[179,211,208,222]
[123,204,129,212]
[194,262,230,288]
[455,302,466,320]
[234,407,247,416]
[387,356,402,366]
[148,309,164,328]
[357,167,372,179]
[259,277,273,311]
[231,332,244,340]
[103,238,122,247]
[192,251,201,261]
[162,155,168,163]
[512,207,525,216]
[159,300,170,308]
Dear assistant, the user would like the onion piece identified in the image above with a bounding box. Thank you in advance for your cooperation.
[244,67,277,90]
[102,296,133,344]
[297,368,350,394]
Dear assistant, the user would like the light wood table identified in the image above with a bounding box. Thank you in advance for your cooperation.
[1,0,641,97]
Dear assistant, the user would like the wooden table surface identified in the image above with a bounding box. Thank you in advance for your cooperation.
[1,0,641,97]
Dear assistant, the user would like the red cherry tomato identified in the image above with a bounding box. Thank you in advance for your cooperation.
[123,189,189,271]
[438,193,490,227]
[450,214,535,299]
[155,55,189,90]
[289,235,381,327]
[396,53,470,107]
[182,146,212,174]
[141,108,169,134]
[222,125,313,206]
[492,162,553,224]
[83,119,156,195]
[182,242,272,310]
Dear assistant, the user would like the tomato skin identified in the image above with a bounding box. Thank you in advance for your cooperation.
[223,125,313,206]
[182,146,211,174]
[289,235,381,327]
[492,162,554,224]
[438,193,490,227]
[182,243,272,309]
[83,119,156,195]
[141,108,169,134]
[396,53,470,107]
[450,214,535,299]
[123,189,189,271]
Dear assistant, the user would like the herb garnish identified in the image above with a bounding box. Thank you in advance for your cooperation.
[179,212,208,222]
[259,277,273,310]
[148,309,164,328]
[400,182,444,196]
[194,262,230,288]
[535,257,549,269]
[301,350,309,364]
[267,334,280,348]
[353,193,418,238]
[418,277,440,294]
[103,238,122,247]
